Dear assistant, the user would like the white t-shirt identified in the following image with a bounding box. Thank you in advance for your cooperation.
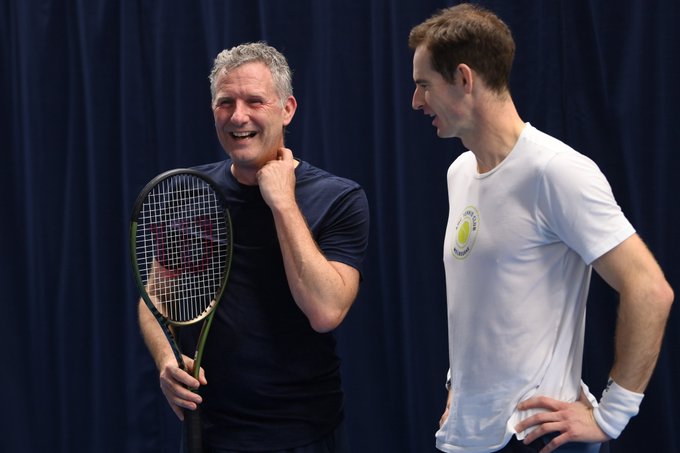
[436,124,635,453]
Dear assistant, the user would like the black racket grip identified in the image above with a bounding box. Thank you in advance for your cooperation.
[184,406,203,453]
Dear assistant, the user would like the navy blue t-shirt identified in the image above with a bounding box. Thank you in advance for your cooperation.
[178,159,369,451]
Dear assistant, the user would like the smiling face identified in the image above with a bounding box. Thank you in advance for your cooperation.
[412,45,471,140]
[212,61,296,172]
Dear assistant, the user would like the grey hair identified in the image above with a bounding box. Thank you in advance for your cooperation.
[209,42,293,105]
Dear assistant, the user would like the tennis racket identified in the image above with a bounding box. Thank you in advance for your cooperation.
[130,168,233,453]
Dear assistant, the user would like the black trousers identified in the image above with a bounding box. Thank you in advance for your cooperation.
[494,434,610,453]
[184,419,350,453]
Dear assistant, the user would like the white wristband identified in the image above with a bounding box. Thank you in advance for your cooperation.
[592,378,644,439]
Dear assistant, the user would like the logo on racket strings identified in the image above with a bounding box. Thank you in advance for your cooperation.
[451,206,479,260]
[151,216,215,277]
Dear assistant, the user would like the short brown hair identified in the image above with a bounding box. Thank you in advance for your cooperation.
[408,3,515,93]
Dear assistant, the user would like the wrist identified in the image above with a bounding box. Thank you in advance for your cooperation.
[592,378,644,439]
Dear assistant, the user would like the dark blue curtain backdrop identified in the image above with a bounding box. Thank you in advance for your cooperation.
[2,1,678,452]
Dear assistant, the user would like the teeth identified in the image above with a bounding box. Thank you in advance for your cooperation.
[232,131,254,138]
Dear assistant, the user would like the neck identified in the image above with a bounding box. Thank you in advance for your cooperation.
[465,96,525,173]
[230,153,300,186]
[230,163,258,185]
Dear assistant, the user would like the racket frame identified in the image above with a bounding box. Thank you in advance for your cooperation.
[130,167,232,380]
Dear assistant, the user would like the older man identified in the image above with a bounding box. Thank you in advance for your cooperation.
[139,42,369,453]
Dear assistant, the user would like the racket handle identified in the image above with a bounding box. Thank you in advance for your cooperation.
[184,407,203,453]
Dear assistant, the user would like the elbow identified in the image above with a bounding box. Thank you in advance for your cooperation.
[308,308,348,333]
[646,277,674,320]
[658,279,674,312]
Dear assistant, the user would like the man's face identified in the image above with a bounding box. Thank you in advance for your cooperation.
[412,46,469,139]
[212,61,296,170]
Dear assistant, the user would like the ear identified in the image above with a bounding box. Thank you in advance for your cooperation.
[282,95,297,126]
[457,64,474,94]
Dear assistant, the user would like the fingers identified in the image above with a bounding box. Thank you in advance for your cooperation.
[182,355,208,387]
[538,432,568,453]
[515,396,610,449]
[515,396,567,435]
[519,416,583,453]
[439,402,450,428]
[517,395,566,412]
[440,390,453,428]
[257,148,297,209]
[171,403,185,421]
[276,147,294,161]
[521,419,559,445]
[197,365,208,386]
[257,148,295,181]
[439,410,448,428]
[158,363,204,420]
[516,411,561,441]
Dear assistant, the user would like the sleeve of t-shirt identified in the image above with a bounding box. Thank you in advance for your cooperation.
[316,187,370,274]
[536,151,635,265]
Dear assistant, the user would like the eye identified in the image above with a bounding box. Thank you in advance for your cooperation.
[414,82,428,93]
[215,98,233,108]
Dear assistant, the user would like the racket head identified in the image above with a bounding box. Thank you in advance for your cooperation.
[130,168,233,327]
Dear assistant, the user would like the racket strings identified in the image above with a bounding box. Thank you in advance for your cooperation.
[136,174,230,323]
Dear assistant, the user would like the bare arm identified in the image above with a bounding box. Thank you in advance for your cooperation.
[516,234,673,451]
[138,299,205,420]
[592,233,673,392]
[257,148,361,333]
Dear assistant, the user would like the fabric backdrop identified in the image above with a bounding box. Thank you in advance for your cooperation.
[1,1,678,452]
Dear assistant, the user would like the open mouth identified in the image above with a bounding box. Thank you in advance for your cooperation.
[230,131,257,141]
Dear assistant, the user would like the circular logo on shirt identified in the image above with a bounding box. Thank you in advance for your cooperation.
[451,206,480,260]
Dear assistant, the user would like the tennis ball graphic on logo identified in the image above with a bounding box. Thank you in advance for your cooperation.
[458,219,470,245]
[452,206,479,260]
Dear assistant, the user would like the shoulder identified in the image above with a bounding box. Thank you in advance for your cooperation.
[512,125,602,184]
[294,161,369,224]
[542,150,607,192]
[448,150,476,176]
[191,160,231,186]
[296,160,364,194]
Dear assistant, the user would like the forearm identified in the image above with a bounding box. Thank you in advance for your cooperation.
[584,235,674,439]
[138,300,203,417]
[271,202,358,332]
[592,234,674,393]
[594,292,668,438]
[138,300,178,370]
[609,283,673,392]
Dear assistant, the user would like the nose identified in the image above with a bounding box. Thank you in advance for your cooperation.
[230,100,249,125]
[412,87,424,111]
